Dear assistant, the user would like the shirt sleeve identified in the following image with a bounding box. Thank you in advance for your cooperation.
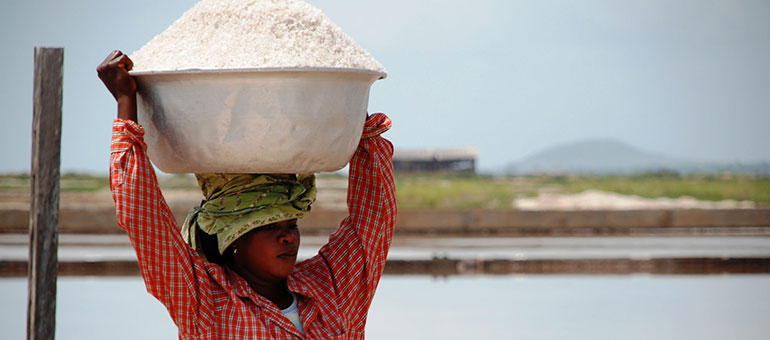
[316,112,397,328]
[109,119,214,336]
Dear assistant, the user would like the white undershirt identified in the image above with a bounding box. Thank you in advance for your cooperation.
[281,292,304,334]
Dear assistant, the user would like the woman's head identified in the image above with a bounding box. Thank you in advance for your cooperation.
[182,173,316,266]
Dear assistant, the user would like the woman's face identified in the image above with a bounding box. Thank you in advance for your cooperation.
[232,219,300,284]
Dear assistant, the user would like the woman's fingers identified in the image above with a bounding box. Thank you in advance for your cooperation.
[117,53,134,71]
[98,50,121,71]
[125,54,133,71]
[108,53,127,66]
[105,50,120,63]
[98,50,131,71]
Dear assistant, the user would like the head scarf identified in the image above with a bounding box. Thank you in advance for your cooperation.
[181,173,316,259]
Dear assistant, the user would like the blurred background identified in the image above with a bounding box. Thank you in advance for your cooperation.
[1,0,769,339]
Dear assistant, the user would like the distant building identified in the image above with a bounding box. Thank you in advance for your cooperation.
[393,148,479,173]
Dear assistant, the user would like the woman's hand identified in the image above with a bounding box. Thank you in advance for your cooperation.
[97,50,137,121]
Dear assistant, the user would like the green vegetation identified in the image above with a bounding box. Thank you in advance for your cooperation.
[0,173,197,192]
[2,172,768,208]
[0,173,109,192]
[395,172,770,209]
[395,173,523,209]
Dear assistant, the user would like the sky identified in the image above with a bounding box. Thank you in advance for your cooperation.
[1,0,769,174]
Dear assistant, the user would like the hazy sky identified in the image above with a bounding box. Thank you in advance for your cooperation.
[1,0,768,173]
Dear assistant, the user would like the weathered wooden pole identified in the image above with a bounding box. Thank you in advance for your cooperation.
[28,47,63,340]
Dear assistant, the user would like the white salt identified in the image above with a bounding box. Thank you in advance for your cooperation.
[130,0,384,73]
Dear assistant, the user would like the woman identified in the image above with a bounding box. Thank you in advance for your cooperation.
[97,50,397,339]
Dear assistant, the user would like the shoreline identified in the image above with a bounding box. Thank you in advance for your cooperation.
[2,233,769,276]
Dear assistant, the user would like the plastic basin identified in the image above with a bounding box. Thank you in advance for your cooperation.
[131,67,385,173]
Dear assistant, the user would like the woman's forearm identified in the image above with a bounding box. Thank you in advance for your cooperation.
[117,94,137,122]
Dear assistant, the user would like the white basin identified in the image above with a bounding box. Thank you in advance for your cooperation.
[131,67,385,173]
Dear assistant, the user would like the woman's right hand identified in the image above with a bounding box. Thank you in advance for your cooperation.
[97,50,137,121]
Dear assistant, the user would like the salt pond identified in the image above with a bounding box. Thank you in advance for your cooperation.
[2,274,769,339]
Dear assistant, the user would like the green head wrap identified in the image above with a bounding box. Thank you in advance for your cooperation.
[181,173,316,259]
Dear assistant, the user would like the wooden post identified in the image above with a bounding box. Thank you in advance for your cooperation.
[28,47,63,340]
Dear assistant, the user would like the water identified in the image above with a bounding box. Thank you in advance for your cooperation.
[3,235,770,262]
[2,275,769,339]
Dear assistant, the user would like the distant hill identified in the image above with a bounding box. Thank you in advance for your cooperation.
[505,139,770,175]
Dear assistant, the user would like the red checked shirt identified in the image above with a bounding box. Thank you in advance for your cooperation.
[110,113,397,340]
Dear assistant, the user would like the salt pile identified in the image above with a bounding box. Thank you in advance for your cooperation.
[130,0,384,73]
[512,189,756,210]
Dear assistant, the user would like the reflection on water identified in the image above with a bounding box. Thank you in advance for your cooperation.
[2,275,769,340]
[3,235,769,276]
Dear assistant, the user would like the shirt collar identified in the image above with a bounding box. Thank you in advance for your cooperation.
[226,267,315,308]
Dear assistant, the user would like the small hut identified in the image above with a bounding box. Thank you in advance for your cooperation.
[393,148,479,173]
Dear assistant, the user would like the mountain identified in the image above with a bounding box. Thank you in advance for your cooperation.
[505,139,770,175]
